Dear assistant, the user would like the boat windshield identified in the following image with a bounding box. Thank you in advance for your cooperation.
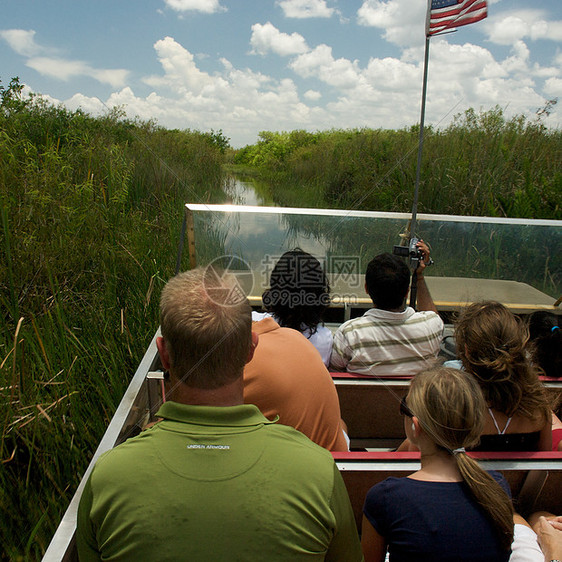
[183,204,560,313]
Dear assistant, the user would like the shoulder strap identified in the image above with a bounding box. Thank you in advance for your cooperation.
[487,408,512,435]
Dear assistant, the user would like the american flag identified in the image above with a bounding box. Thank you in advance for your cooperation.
[426,0,488,36]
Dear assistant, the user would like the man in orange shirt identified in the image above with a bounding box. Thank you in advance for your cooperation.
[244,316,349,451]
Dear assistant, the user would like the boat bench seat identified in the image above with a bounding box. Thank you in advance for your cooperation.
[331,373,410,448]
[332,450,562,530]
[331,373,562,448]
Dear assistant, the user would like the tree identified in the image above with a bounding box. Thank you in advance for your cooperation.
[0,76,29,114]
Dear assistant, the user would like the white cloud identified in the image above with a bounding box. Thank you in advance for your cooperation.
[501,41,530,75]
[426,41,507,101]
[364,56,419,92]
[290,44,363,88]
[163,0,226,14]
[99,32,559,146]
[250,22,309,56]
[304,89,321,100]
[143,36,215,94]
[65,92,107,114]
[277,0,335,19]
[357,0,425,47]
[26,57,87,80]
[25,57,129,88]
[531,64,560,79]
[2,28,129,88]
[126,36,319,144]
[485,10,562,45]
[357,2,562,51]
[543,77,562,98]
[357,1,562,51]
[91,69,131,89]
[0,29,42,56]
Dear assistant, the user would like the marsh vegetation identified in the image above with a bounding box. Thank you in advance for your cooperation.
[0,78,228,559]
[0,77,560,558]
[233,104,561,219]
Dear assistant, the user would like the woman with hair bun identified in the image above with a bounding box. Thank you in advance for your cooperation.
[362,367,514,561]
[253,248,332,365]
[454,301,552,451]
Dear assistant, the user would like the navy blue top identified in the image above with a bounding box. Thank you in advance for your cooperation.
[363,472,511,562]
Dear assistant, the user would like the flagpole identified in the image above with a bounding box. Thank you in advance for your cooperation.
[405,0,488,308]
[411,34,430,242]
[408,33,431,309]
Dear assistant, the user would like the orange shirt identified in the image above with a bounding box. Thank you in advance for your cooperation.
[244,318,348,452]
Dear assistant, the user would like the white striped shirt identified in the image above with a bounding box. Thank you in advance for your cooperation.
[330,307,444,377]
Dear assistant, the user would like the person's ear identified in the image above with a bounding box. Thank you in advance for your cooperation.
[156,336,171,371]
[247,332,259,363]
[412,416,422,438]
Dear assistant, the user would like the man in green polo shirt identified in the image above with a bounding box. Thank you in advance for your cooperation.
[77,267,363,561]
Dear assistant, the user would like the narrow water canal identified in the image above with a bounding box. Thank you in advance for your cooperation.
[222,175,274,207]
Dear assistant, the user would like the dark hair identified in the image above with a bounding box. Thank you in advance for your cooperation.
[262,248,330,335]
[365,253,410,310]
[455,301,550,423]
[528,311,561,379]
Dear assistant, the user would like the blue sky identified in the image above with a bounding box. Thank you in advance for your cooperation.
[1,0,561,147]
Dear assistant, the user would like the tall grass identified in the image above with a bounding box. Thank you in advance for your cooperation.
[0,77,560,558]
[0,78,228,559]
[233,105,561,219]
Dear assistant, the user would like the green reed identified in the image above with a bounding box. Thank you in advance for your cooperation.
[231,107,560,297]
[233,106,561,220]
[0,78,228,559]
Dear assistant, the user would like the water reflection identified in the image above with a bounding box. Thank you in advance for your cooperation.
[222,175,274,206]
[218,176,334,267]
[205,176,561,301]
[190,203,561,301]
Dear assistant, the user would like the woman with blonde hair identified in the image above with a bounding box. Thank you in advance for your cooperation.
[454,301,552,451]
[362,367,514,561]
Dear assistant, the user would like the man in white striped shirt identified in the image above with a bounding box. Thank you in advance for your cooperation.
[330,241,443,377]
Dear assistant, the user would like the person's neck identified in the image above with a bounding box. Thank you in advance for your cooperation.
[374,304,407,313]
[370,295,407,313]
[409,443,462,482]
[165,374,245,407]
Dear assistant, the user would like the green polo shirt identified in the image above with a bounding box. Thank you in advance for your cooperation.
[77,402,363,561]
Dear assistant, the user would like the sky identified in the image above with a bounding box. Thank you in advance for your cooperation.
[1,0,561,148]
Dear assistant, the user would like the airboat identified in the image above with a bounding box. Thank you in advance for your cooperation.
[43,204,562,561]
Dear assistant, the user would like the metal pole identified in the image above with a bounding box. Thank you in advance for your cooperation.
[409,35,431,309]
[411,34,431,241]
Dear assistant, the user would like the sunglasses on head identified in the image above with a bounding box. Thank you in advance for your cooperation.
[400,395,413,418]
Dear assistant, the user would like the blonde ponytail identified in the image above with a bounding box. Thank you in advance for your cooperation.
[408,367,514,552]
[455,452,514,551]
